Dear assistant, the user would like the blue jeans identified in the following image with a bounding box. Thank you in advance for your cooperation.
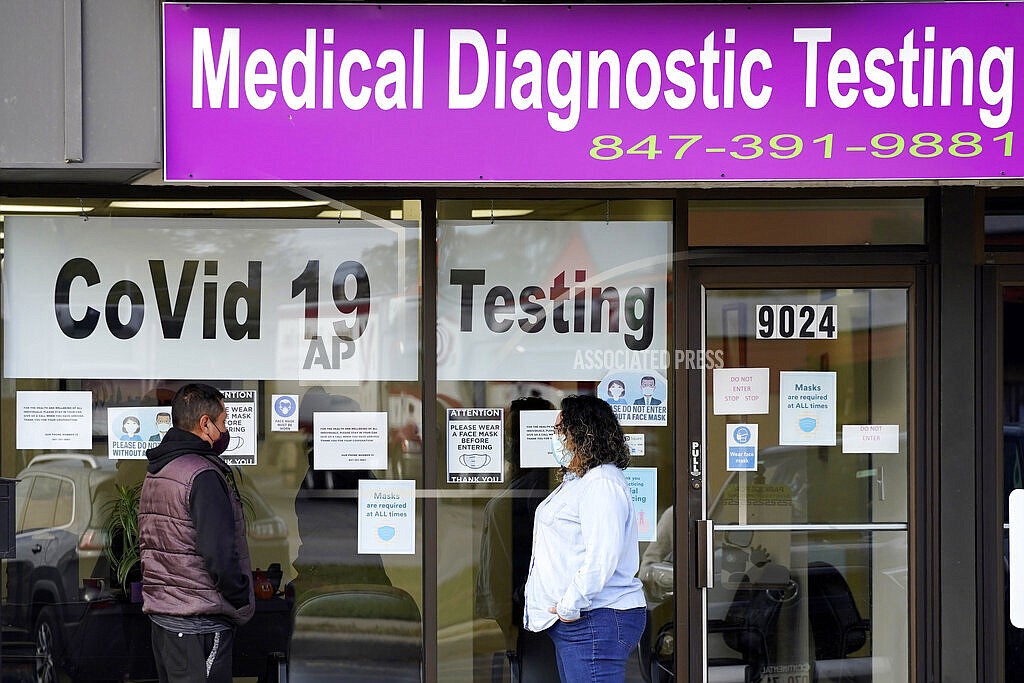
[546,607,647,683]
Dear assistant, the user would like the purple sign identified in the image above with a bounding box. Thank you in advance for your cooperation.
[163,3,1024,182]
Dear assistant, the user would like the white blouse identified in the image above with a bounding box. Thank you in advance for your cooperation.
[523,464,646,632]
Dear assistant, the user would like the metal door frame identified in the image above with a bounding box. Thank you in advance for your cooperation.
[680,264,922,683]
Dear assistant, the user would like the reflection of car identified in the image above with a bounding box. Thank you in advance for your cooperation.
[289,583,422,682]
[641,546,883,683]
[639,439,908,683]
[3,453,290,682]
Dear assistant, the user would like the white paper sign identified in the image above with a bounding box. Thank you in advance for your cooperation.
[624,467,657,542]
[519,410,560,468]
[1013,489,1024,627]
[17,391,93,450]
[437,221,670,381]
[842,424,900,453]
[2,217,418,381]
[713,368,770,415]
[358,479,416,555]
[779,371,837,446]
[107,406,174,459]
[447,408,504,483]
[222,390,257,465]
[625,434,645,456]
[314,412,388,470]
[271,394,299,432]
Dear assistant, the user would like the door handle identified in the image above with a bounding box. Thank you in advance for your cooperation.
[696,519,714,589]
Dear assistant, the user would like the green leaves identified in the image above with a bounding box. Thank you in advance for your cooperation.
[103,482,143,589]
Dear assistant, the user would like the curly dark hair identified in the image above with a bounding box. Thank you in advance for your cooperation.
[556,394,630,476]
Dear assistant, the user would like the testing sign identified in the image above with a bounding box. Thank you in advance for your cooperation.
[438,221,669,381]
[2,217,418,381]
[165,3,1024,182]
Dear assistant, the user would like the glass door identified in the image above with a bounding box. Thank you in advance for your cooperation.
[995,274,1024,682]
[692,268,914,683]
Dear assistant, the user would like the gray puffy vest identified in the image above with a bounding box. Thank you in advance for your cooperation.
[139,454,255,625]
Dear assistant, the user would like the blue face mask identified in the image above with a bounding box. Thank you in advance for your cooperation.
[550,433,573,468]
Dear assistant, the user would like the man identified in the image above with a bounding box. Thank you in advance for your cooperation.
[633,376,662,405]
[149,411,172,442]
[139,383,254,683]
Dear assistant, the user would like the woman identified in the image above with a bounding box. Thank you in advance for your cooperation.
[524,394,647,682]
[605,379,629,404]
[120,415,143,441]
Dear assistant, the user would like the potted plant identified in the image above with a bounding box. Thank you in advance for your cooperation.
[103,482,144,602]
[102,471,258,603]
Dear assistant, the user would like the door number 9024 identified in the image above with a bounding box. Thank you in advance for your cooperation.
[755,304,837,340]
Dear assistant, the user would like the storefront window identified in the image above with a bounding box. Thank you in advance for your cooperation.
[435,199,675,682]
[986,204,1024,248]
[0,196,424,681]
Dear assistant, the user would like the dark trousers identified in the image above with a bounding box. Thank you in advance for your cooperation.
[151,624,235,683]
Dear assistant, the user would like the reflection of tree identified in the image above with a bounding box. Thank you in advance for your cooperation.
[169,222,420,309]
[358,238,420,298]
[436,224,573,374]
[437,221,669,297]
[437,224,569,306]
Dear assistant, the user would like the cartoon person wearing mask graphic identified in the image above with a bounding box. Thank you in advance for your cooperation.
[149,412,172,443]
[633,376,662,406]
[605,379,629,405]
[121,415,144,441]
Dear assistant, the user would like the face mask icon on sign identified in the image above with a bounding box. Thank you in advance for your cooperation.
[459,453,491,469]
